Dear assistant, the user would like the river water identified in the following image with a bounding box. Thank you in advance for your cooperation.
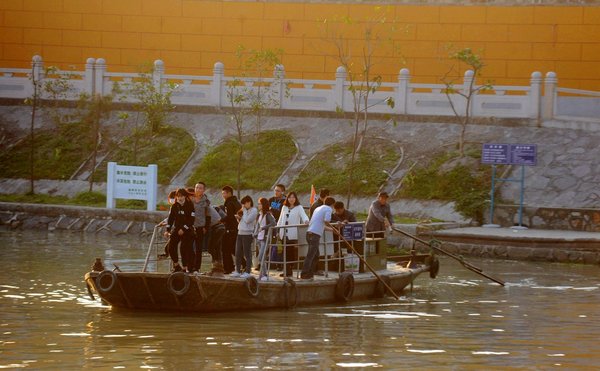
[1,229,599,370]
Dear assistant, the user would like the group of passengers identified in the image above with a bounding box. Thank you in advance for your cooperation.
[163,182,394,281]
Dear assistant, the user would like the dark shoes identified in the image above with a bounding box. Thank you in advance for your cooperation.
[172,264,183,273]
[300,274,314,280]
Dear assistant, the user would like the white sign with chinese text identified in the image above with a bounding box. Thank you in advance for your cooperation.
[106,162,157,211]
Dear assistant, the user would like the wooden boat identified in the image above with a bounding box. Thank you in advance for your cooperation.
[84,223,436,313]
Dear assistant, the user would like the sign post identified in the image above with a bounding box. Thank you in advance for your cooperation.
[481,144,537,229]
[106,162,158,211]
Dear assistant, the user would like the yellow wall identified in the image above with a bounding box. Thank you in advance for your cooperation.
[1,1,600,90]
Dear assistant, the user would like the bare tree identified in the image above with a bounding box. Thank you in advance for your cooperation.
[24,60,42,194]
[320,8,398,206]
[441,48,492,157]
[225,47,286,197]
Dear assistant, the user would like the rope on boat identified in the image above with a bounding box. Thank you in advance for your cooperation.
[335,272,355,302]
[141,276,157,305]
[244,276,260,298]
[194,277,207,302]
[85,281,96,301]
[283,277,297,309]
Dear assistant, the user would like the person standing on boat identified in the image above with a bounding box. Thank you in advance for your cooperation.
[276,191,309,277]
[268,184,286,221]
[301,196,335,280]
[190,181,211,273]
[254,197,276,280]
[309,188,330,218]
[220,185,241,274]
[231,196,258,278]
[365,191,394,239]
[164,188,196,273]
[205,205,226,276]
[331,201,357,257]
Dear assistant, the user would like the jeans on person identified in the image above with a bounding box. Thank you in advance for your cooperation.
[235,234,254,274]
[301,231,321,278]
[257,239,267,276]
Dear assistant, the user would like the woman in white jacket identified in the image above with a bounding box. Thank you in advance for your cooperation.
[276,191,309,277]
[232,195,258,278]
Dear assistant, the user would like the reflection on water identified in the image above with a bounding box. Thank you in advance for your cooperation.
[1,229,599,369]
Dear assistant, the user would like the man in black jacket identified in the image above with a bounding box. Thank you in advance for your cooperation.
[220,185,241,274]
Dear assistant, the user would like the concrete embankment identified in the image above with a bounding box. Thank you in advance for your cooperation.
[2,202,598,265]
[0,202,164,235]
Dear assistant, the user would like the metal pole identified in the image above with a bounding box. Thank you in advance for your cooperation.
[483,165,500,228]
[518,165,525,227]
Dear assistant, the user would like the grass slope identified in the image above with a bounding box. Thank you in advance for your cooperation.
[188,130,296,190]
[292,138,400,196]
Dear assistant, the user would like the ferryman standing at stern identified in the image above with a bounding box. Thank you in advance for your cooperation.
[365,191,394,239]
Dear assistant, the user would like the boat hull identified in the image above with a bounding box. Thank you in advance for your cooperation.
[85,266,429,313]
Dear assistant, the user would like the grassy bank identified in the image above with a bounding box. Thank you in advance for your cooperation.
[399,150,494,223]
[188,130,296,189]
[292,137,400,196]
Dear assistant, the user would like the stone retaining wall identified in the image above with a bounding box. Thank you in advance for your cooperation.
[437,241,600,265]
[494,205,600,232]
[0,202,165,235]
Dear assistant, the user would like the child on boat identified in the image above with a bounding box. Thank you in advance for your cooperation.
[231,195,258,278]
[164,188,196,273]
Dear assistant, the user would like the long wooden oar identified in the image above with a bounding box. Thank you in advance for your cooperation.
[391,226,505,286]
[326,223,401,300]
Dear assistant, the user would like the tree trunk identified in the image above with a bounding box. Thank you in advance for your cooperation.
[29,86,37,195]
[236,124,243,199]
[88,97,101,193]
[346,112,361,209]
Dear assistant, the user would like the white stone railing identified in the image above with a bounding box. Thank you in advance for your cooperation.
[1,55,598,122]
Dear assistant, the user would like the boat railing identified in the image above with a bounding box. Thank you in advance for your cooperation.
[142,223,172,273]
[261,222,377,277]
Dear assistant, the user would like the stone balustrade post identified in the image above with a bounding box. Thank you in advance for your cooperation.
[543,72,557,121]
[153,60,164,92]
[529,71,542,121]
[397,68,410,114]
[84,57,96,95]
[211,61,224,107]
[31,55,43,83]
[94,58,106,96]
[274,64,285,109]
[334,66,347,111]
[463,69,475,114]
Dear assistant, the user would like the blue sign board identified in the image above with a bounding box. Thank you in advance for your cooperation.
[510,144,537,166]
[482,143,537,166]
[342,224,364,241]
[482,143,510,164]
